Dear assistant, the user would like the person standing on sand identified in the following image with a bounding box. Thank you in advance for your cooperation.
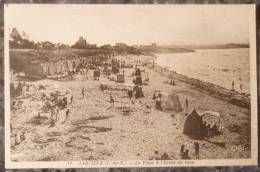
[63,109,70,124]
[49,109,56,127]
[110,92,115,106]
[185,99,189,115]
[82,88,85,98]
[239,77,243,93]
[180,145,185,156]
[182,149,191,159]
[194,142,200,159]
[55,106,59,121]
[10,124,13,135]
[70,95,73,104]
[231,81,235,91]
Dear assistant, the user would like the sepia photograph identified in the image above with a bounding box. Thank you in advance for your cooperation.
[4,4,258,168]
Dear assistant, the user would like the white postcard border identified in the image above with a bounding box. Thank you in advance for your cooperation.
[4,4,258,168]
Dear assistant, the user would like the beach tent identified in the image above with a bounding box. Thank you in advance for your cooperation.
[201,111,221,136]
[201,111,220,126]
[93,70,100,77]
[133,85,144,99]
[112,66,119,74]
[134,76,143,85]
[116,73,125,83]
[165,93,182,112]
[67,60,74,71]
[42,63,49,76]
[56,63,62,74]
[61,61,69,73]
[183,109,206,139]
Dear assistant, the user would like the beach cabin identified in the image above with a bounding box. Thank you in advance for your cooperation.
[116,73,125,83]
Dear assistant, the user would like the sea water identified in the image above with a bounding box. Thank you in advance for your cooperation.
[155,48,250,94]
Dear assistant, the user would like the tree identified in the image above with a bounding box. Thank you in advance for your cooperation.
[10,28,22,41]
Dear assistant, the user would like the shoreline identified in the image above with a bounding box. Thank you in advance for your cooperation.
[146,54,250,109]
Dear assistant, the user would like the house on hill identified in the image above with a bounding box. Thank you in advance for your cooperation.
[42,41,56,50]
[100,44,113,50]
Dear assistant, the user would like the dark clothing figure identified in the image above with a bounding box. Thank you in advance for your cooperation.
[59,97,67,109]
[169,79,175,85]
[17,82,22,89]
[100,84,107,91]
[82,88,85,98]
[63,109,70,124]
[231,81,235,91]
[211,123,219,136]
[180,145,185,155]
[155,101,162,110]
[161,152,171,160]
[110,93,115,106]
[70,95,73,104]
[17,82,22,96]
[185,99,189,111]
[152,93,156,100]
[155,93,162,110]
[128,90,133,99]
[49,109,56,127]
[135,68,141,76]
[182,150,191,159]
[194,142,200,159]
[239,77,242,92]
[10,83,15,98]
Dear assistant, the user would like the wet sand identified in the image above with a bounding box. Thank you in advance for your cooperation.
[10,54,251,161]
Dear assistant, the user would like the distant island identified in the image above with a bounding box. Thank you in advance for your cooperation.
[180,43,249,50]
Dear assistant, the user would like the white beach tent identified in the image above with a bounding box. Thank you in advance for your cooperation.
[165,92,183,112]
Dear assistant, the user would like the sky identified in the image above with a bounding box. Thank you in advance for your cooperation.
[6,4,253,46]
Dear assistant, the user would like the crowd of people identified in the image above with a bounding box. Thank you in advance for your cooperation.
[41,91,72,127]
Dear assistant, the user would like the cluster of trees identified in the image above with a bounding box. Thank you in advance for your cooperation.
[9,28,35,49]
[8,28,141,55]
[9,28,70,50]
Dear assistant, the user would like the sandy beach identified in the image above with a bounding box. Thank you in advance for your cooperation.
[9,54,251,161]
